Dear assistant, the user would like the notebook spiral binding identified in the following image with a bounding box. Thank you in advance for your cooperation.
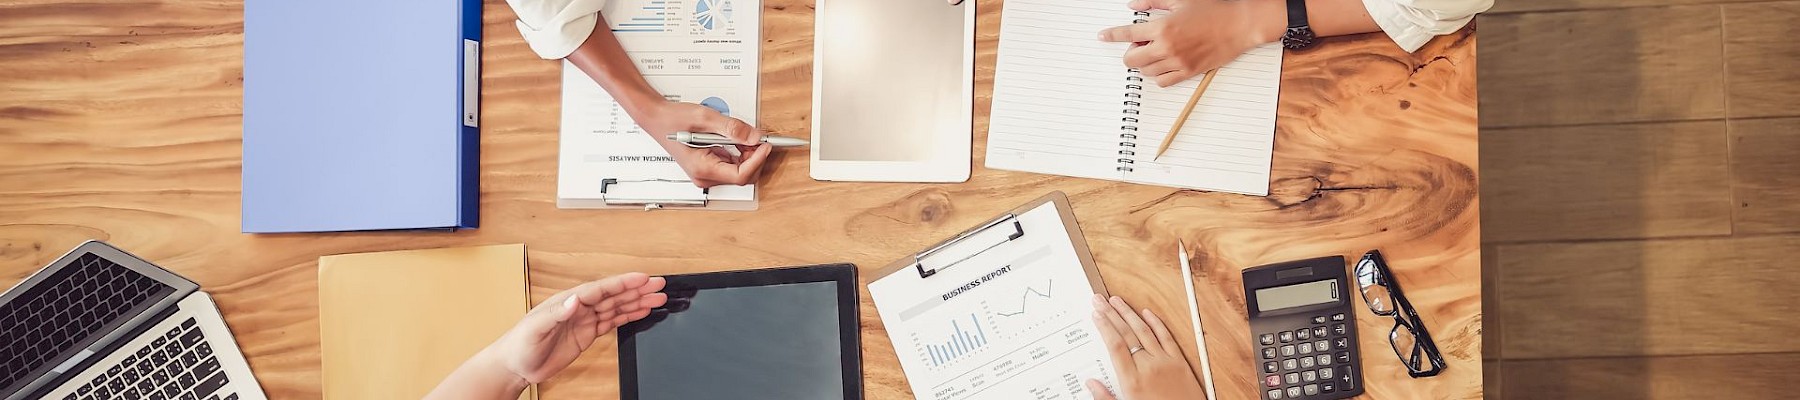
[1117,11,1152,173]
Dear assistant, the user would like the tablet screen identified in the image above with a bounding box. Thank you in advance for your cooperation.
[814,0,968,163]
[620,266,860,400]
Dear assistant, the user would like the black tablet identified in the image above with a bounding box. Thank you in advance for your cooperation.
[619,264,862,400]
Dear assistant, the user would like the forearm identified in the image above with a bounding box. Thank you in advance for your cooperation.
[424,347,530,400]
[1249,0,1383,43]
[564,16,666,119]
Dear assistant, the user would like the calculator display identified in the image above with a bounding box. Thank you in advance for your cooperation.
[1254,280,1339,312]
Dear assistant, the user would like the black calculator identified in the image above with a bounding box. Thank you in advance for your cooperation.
[1242,256,1364,400]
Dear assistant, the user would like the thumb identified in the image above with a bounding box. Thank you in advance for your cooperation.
[554,294,582,322]
[701,110,765,146]
[1128,0,1180,10]
[1085,379,1117,400]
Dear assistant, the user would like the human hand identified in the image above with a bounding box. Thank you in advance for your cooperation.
[1097,0,1284,87]
[635,101,775,188]
[1086,295,1207,400]
[489,273,669,384]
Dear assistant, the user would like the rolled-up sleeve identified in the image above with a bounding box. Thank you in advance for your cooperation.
[1362,0,1491,52]
[507,0,609,59]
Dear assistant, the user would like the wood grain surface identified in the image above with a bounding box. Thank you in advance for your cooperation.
[0,0,1482,398]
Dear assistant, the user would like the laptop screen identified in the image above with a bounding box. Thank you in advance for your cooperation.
[0,251,175,394]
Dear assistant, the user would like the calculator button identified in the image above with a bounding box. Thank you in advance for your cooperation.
[1314,340,1330,352]
[1300,356,1315,368]
[1321,382,1337,393]
[1334,337,1350,350]
[1265,361,1279,373]
[1317,354,1332,366]
[1313,327,1328,337]
[1338,366,1357,390]
[1285,373,1299,385]
[1279,331,1294,343]
[1336,351,1352,364]
[1283,359,1298,371]
[1331,313,1346,321]
[1333,323,1347,335]
[1281,345,1296,357]
[1303,370,1317,383]
[1267,389,1283,399]
[1307,384,1322,396]
[1263,347,1278,359]
[1295,329,1311,340]
[1265,375,1282,387]
[1286,387,1303,398]
[1298,342,1313,354]
[1311,315,1327,324]
[1261,334,1276,345]
[1320,367,1335,380]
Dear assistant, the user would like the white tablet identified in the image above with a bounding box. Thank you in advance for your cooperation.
[809,0,974,183]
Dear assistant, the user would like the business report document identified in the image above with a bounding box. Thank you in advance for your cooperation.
[985,0,1284,196]
[557,0,760,209]
[869,204,1120,400]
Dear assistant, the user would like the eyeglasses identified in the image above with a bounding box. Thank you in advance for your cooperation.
[1354,250,1446,378]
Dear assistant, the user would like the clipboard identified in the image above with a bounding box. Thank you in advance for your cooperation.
[556,178,759,211]
[866,191,1122,399]
[872,191,1106,295]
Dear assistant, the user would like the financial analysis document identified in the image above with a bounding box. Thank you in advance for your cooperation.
[556,0,760,205]
[869,205,1120,400]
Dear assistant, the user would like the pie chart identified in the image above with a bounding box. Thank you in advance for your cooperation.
[700,97,730,116]
[694,0,726,31]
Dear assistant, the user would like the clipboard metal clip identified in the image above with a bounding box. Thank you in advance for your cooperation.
[601,178,709,211]
[913,213,1026,279]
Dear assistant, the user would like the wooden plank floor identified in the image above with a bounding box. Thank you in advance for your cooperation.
[1481,1,1800,398]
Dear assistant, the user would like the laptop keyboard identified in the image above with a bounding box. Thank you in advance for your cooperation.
[63,317,239,400]
[0,252,173,391]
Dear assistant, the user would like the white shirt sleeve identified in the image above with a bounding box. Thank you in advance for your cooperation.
[1361,0,1492,52]
[507,0,609,59]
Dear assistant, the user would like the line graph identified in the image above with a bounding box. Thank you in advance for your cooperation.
[994,279,1053,317]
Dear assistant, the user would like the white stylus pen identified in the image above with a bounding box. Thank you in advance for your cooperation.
[1179,241,1218,400]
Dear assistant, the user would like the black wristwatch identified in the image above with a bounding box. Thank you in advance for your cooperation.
[1281,0,1316,49]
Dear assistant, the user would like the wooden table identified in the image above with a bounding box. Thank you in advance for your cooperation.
[0,0,1481,398]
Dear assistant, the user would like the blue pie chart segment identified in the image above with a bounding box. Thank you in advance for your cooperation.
[700,96,730,116]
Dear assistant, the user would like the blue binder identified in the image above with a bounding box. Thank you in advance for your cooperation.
[241,0,481,232]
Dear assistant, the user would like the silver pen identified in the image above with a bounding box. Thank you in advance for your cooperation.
[667,131,810,148]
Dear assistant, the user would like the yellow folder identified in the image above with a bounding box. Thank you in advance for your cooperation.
[318,244,535,400]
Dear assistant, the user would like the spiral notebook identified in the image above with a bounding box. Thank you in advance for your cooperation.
[984,0,1284,196]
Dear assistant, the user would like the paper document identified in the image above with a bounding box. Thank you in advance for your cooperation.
[556,0,761,209]
[869,203,1120,400]
[985,0,1283,195]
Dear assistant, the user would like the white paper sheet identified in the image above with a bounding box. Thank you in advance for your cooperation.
[869,203,1120,400]
[556,0,761,208]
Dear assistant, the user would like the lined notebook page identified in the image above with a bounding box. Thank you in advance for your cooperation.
[1131,42,1283,196]
[985,0,1133,181]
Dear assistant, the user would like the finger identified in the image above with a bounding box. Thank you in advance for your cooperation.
[640,277,667,294]
[1085,379,1117,400]
[1154,69,1197,87]
[697,110,765,145]
[1092,295,1138,375]
[1140,58,1183,77]
[562,273,651,309]
[1097,22,1157,43]
[1108,296,1161,357]
[1127,0,1181,10]
[1142,308,1182,356]
[1122,44,1164,69]
[716,143,772,186]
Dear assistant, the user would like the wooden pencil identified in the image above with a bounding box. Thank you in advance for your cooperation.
[1153,69,1218,161]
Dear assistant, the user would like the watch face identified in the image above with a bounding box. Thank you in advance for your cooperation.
[1282,26,1316,50]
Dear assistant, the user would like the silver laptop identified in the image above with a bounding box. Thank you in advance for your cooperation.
[0,241,267,400]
